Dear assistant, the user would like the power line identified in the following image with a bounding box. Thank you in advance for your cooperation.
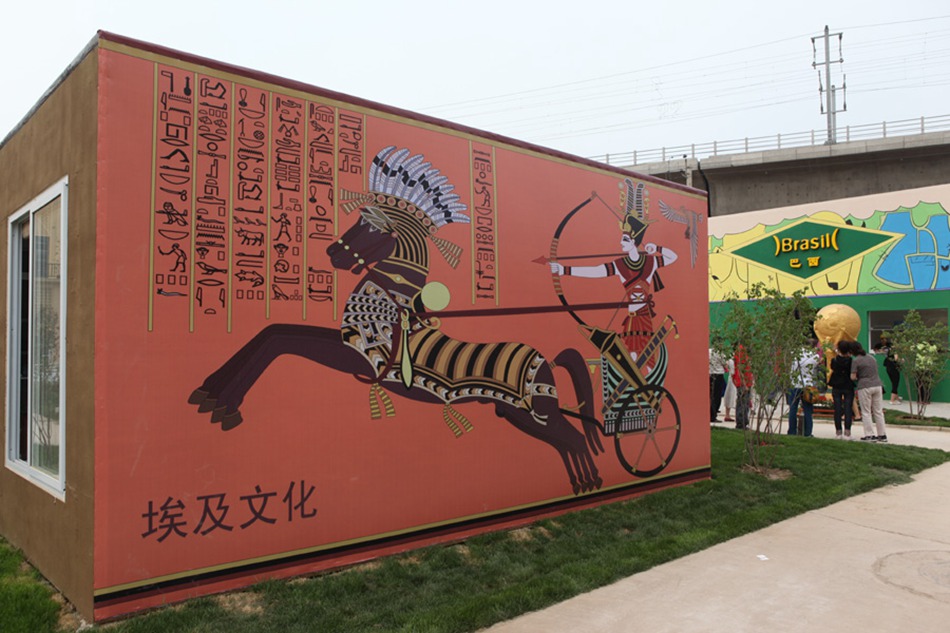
[421,33,816,112]
[419,19,950,155]
[426,23,950,116]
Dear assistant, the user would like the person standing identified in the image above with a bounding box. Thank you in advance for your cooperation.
[733,344,753,429]
[709,348,728,423]
[722,356,737,422]
[851,342,888,442]
[828,340,855,439]
[874,336,902,403]
[787,341,820,437]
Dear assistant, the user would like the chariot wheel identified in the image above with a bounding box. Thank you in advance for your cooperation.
[614,385,681,477]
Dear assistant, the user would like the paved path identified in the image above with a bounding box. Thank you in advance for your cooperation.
[484,402,950,632]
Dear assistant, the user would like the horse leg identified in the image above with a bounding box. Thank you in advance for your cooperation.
[189,324,366,429]
[496,404,578,493]
[532,396,603,492]
[189,324,296,409]
[553,348,604,455]
[494,400,602,494]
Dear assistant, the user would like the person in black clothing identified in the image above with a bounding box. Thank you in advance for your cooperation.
[874,336,901,403]
[829,339,856,439]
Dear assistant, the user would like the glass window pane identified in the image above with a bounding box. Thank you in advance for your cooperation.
[29,196,61,477]
[6,178,66,496]
[14,217,30,462]
[868,308,949,349]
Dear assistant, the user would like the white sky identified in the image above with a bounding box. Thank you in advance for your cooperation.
[2,0,949,160]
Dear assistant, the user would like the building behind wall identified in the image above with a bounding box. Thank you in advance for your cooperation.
[629,119,950,401]
[708,184,950,402]
[0,32,710,622]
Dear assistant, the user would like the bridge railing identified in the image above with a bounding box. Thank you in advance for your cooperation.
[589,114,950,167]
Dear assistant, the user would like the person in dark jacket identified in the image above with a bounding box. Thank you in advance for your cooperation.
[874,337,902,403]
[828,340,856,439]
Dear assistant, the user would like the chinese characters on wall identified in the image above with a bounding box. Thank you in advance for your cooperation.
[142,480,318,542]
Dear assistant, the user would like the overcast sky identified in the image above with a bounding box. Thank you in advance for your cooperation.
[2,1,948,161]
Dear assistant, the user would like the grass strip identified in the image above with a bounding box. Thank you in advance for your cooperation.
[883,407,950,428]
[7,428,950,633]
[0,540,60,633]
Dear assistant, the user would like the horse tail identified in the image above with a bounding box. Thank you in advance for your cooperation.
[553,348,604,456]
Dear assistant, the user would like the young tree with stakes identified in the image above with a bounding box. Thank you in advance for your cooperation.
[885,310,950,419]
[712,283,817,472]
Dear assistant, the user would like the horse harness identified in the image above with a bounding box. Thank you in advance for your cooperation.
[340,271,557,434]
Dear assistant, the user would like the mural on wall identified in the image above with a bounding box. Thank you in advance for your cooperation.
[189,147,685,493]
[540,178,684,476]
[93,43,708,618]
[709,196,950,300]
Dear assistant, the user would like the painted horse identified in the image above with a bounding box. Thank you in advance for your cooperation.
[189,146,603,493]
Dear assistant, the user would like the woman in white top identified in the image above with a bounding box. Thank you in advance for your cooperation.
[787,342,821,437]
[722,358,737,422]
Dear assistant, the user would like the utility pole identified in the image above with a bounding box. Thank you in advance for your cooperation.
[811,25,846,144]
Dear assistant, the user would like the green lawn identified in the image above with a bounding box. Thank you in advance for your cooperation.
[5,428,949,633]
[884,407,950,428]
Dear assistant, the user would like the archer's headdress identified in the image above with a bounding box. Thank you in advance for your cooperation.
[619,178,652,242]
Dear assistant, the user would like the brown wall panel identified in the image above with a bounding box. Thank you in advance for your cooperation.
[0,49,98,619]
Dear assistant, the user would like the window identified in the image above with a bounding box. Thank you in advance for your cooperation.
[6,177,67,497]
[868,308,948,349]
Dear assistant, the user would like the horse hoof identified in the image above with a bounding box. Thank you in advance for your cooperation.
[197,397,218,413]
[221,411,244,431]
[210,406,229,423]
[188,388,209,405]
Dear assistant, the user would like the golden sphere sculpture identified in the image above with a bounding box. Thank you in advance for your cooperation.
[815,303,862,380]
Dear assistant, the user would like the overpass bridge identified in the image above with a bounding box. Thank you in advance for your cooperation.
[599,115,950,216]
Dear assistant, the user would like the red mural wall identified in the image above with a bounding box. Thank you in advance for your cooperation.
[93,41,710,618]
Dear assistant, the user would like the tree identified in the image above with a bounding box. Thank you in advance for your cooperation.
[711,282,817,473]
[885,310,950,418]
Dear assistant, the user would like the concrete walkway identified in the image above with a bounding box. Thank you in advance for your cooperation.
[484,402,950,632]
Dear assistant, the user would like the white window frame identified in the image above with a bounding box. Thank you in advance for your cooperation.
[5,176,68,499]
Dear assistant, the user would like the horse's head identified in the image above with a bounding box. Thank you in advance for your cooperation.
[328,146,473,276]
[326,206,398,274]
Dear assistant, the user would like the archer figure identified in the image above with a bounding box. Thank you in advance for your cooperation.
[549,183,677,372]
